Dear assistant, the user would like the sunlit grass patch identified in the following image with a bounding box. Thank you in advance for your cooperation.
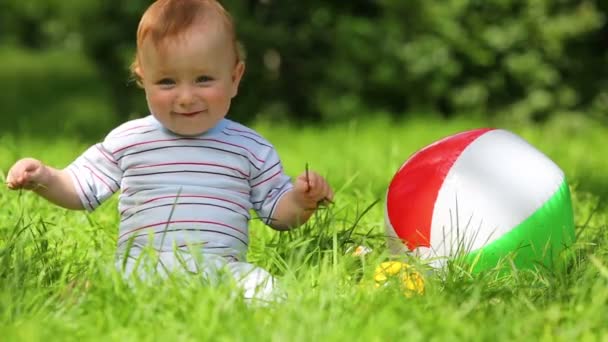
[1,117,608,340]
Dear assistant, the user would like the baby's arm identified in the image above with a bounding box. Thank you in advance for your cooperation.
[270,170,334,230]
[6,158,84,210]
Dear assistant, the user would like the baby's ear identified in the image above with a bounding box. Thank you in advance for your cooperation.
[131,64,144,87]
[231,61,245,97]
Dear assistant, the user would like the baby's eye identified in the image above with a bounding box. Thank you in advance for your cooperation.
[196,75,214,83]
[156,78,175,86]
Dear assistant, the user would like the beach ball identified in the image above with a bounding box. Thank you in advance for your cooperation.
[385,128,575,273]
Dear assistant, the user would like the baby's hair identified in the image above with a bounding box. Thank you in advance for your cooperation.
[130,0,242,85]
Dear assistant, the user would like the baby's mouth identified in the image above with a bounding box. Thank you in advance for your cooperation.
[175,110,205,117]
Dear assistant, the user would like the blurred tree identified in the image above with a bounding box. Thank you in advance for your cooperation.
[1,0,606,126]
[227,0,607,123]
[319,0,606,123]
[1,0,62,48]
[71,1,147,123]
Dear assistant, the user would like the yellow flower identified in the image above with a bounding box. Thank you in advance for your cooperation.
[374,261,424,297]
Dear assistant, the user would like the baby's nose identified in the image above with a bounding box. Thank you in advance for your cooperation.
[177,87,195,107]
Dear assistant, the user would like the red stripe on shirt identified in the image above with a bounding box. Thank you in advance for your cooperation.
[224,127,265,140]
[96,144,118,165]
[251,169,281,188]
[225,126,259,136]
[112,138,265,163]
[120,194,248,215]
[83,165,116,193]
[69,169,93,210]
[118,220,245,240]
[131,162,249,177]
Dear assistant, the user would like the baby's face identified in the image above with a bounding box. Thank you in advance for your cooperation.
[138,23,244,136]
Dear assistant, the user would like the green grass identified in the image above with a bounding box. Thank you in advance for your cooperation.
[1,116,607,341]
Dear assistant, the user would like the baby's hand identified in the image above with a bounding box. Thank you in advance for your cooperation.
[293,169,334,210]
[6,158,49,190]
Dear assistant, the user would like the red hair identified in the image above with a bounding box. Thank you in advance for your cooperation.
[130,0,240,83]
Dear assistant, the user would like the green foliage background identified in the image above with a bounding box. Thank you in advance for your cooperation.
[1,0,606,137]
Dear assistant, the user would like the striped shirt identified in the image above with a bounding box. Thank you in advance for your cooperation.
[67,115,293,260]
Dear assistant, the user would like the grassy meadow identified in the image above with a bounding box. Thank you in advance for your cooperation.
[0,115,607,341]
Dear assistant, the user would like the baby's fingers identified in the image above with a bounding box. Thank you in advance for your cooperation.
[318,185,334,205]
[6,159,42,190]
[324,184,335,201]
[6,174,22,189]
[308,174,333,203]
[295,174,312,193]
[6,171,28,189]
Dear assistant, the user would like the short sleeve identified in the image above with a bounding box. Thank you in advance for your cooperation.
[66,140,122,211]
[250,147,293,225]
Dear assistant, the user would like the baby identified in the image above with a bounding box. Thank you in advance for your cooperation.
[6,0,333,300]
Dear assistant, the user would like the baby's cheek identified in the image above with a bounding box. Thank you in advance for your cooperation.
[204,88,227,102]
[147,91,172,111]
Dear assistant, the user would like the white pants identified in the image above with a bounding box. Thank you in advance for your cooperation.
[116,250,277,302]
